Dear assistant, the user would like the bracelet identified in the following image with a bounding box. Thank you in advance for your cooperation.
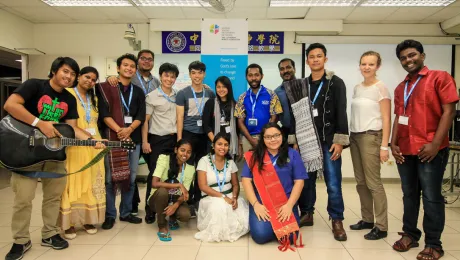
[380,146,389,151]
[251,200,258,207]
[31,117,39,127]
[129,126,134,131]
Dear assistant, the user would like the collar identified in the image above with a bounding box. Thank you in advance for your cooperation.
[156,86,176,97]
[249,85,265,95]
[138,71,153,81]
[404,66,429,81]
[308,70,326,83]
[118,82,132,92]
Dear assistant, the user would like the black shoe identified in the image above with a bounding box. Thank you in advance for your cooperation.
[131,206,139,216]
[41,234,69,250]
[364,227,387,240]
[145,213,156,224]
[102,217,115,230]
[5,241,32,260]
[120,214,142,224]
[189,205,196,219]
[350,220,374,230]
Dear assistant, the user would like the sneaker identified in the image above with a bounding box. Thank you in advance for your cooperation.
[41,234,69,250]
[102,217,115,230]
[120,214,142,224]
[5,241,32,260]
[63,227,77,240]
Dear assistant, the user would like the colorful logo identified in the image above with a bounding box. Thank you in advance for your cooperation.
[209,24,219,34]
[166,31,187,53]
[37,95,68,122]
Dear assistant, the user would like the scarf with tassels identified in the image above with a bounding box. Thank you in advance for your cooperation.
[244,151,304,252]
[283,78,323,175]
[213,99,238,156]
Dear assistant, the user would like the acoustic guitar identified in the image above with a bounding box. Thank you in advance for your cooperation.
[0,115,135,170]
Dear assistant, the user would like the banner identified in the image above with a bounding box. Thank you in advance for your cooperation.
[201,19,248,98]
[162,31,201,54]
[162,31,284,55]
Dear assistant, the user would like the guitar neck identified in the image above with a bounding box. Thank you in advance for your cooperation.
[60,139,122,148]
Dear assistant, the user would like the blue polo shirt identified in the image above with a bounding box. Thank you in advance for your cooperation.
[234,85,283,136]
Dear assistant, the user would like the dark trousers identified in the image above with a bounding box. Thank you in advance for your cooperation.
[397,148,449,248]
[182,130,209,207]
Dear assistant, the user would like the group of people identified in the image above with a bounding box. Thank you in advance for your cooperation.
[2,39,458,260]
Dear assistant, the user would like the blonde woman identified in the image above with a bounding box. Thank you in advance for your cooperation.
[349,51,390,240]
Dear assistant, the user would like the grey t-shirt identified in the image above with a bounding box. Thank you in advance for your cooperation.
[176,86,215,134]
[131,72,160,95]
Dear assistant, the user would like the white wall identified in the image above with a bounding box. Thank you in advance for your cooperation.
[0,10,34,51]
[33,23,150,80]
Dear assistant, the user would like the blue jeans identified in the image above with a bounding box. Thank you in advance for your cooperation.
[397,148,448,248]
[298,143,345,220]
[249,204,300,245]
[105,144,141,219]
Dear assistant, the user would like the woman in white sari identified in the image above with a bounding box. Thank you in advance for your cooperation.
[195,132,249,242]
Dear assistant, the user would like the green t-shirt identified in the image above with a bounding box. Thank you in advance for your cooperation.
[151,154,195,196]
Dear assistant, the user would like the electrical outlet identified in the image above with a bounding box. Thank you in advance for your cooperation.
[387,160,394,166]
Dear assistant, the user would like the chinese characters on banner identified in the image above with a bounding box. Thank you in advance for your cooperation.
[162,31,284,54]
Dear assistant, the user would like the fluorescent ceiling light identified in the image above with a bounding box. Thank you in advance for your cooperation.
[15,60,22,63]
[360,0,456,6]
[41,0,133,6]
[270,0,361,7]
[132,0,210,6]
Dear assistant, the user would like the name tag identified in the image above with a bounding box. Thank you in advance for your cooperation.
[124,116,133,124]
[197,120,202,127]
[86,128,96,136]
[225,126,231,133]
[313,109,319,117]
[398,116,409,125]
[248,118,258,126]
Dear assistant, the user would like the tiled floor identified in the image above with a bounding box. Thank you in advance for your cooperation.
[1,182,460,260]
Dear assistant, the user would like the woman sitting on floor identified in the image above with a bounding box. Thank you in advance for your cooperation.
[195,132,249,242]
[241,122,308,249]
[147,139,194,242]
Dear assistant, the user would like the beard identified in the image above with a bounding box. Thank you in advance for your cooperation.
[248,80,261,89]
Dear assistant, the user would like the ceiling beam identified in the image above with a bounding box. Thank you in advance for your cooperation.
[441,13,460,32]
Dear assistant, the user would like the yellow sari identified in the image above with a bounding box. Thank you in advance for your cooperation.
[59,88,105,230]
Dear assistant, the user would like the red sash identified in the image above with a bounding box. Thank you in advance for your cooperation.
[244,151,303,251]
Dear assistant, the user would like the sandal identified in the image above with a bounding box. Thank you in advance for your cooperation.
[416,247,444,260]
[392,232,419,252]
[169,220,180,230]
[157,232,172,242]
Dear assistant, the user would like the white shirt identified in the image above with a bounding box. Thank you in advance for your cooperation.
[350,81,391,133]
[197,155,238,197]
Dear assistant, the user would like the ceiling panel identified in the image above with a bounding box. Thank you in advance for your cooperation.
[450,0,460,6]
[305,7,354,19]
[267,7,309,18]
[139,6,185,18]
[0,0,47,7]
[225,7,267,19]
[9,6,73,21]
[55,7,110,20]
[181,7,226,19]
[422,6,460,21]
[383,7,443,21]
[345,7,399,21]
[234,0,269,7]
[96,6,148,20]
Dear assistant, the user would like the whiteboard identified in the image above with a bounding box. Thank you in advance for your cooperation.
[303,44,453,124]
[154,54,302,92]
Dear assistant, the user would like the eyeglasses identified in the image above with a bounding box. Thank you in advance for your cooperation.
[263,133,282,141]
[139,57,153,62]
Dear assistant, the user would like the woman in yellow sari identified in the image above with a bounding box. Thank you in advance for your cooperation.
[60,66,105,239]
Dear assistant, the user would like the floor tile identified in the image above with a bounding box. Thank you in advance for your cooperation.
[400,249,458,260]
[196,246,248,260]
[89,245,151,260]
[69,228,122,245]
[298,248,353,260]
[448,250,460,259]
[347,249,405,260]
[35,245,103,260]
[342,232,393,249]
[143,245,199,260]
[107,226,157,246]
[248,239,300,260]
[152,229,202,246]
[0,243,50,260]
[200,234,249,247]
[299,230,345,249]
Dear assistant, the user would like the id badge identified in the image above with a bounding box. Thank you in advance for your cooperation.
[398,116,409,125]
[86,128,96,136]
[248,118,258,126]
[124,116,133,124]
[197,120,203,127]
[313,109,319,117]
[225,126,231,133]
[220,116,226,123]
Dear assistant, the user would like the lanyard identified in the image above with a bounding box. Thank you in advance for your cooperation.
[191,86,206,116]
[75,89,91,123]
[179,163,185,184]
[212,155,227,192]
[404,76,422,113]
[311,81,324,105]
[271,154,280,167]
[120,84,133,115]
[158,86,175,103]
[248,87,262,118]
[168,163,186,202]
[136,72,151,95]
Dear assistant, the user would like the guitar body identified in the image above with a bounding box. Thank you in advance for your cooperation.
[0,116,75,169]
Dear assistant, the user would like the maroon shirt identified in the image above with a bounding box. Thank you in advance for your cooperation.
[394,66,458,155]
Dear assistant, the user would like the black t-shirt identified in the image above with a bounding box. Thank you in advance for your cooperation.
[14,79,78,123]
[309,79,325,139]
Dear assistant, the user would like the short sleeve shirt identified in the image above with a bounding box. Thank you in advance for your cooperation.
[176,86,216,134]
[197,154,238,196]
[145,88,177,136]
[234,86,283,135]
[151,154,195,196]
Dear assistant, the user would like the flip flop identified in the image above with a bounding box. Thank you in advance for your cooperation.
[157,232,172,242]
[169,220,180,230]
